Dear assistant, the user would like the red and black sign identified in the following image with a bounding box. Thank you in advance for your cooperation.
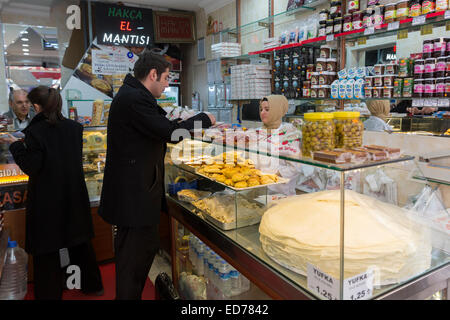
[0,183,27,211]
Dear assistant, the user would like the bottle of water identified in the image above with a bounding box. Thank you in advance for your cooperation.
[196,241,204,276]
[0,239,28,300]
[207,253,216,285]
[240,274,250,293]
[218,260,231,297]
[188,235,195,267]
[229,266,241,296]
[203,247,210,280]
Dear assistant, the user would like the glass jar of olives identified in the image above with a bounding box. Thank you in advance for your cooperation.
[333,111,363,149]
[302,113,335,157]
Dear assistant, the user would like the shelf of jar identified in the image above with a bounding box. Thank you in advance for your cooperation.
[249,10,450,56]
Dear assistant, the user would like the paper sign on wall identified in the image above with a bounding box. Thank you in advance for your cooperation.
[92,46,137,75]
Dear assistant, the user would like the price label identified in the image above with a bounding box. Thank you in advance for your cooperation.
[447,21,450,31]
[343,269,374,300]
[412,15,426,26]
[388,21,400,31]
[397,29,408,39]
[307,263,339,300]
[326,34,335,42]
[421,24,433,35]
[445,10,450,20]
[364,27,375,35]
[357,37,367,45]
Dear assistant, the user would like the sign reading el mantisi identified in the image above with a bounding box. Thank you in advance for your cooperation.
[94,2,154,47]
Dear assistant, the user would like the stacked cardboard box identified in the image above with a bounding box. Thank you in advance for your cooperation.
[231,64,272,100]
[211,42,242,58]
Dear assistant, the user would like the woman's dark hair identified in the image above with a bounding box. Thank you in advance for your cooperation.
[28,86,64,125]
[133,51,172,81]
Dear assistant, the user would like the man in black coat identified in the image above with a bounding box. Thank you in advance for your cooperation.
[99,52,215,299]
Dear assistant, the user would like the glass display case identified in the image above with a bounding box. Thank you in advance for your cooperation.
[165,138,450,300]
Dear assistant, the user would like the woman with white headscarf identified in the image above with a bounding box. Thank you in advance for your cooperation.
[364,100,393,132]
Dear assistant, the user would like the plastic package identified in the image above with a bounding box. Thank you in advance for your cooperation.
[363,169,398,205]
[302,113,335,157]
[333,111,363,149]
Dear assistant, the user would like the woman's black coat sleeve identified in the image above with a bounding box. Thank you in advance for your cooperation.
[9,133,44,176]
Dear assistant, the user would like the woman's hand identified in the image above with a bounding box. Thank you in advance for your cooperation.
[0,133,19,144]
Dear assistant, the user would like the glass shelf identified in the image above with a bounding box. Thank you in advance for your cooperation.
[343,10,450,43]
[413,175,450,187]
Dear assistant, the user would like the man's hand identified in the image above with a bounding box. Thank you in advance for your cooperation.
[204,112,216,126]
[0,133,18,144]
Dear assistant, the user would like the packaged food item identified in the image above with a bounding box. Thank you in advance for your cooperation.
[356,67,366,79]
[343,14,353,31]
[374,75,384,87]
[373,87,383,98]
[348,0,360,14]
[365,76,374,87]
[313,150,351,164]
[368,0,380,6]
[338,69,348,79]
[306,64,315,79]
[334,17,343,34]
[364,145,401,159]
[445,77,450,96]
[311,72,319,86]
[403,78,414,97]
[326,19,334,35]
[434,39,446,58]
[320,9,329,22]
[436,0,449,11]
[396,0,410,20]
[363,7,375,28]
[424,78,436,97]
[316,58,328,72]
[414,59,425,78]
[425,58,436,74]
[410,0,422,17]
[384,3,397,24]
[374,64,385,75]
[91,99,104,126]
[347,67,357,79]
[352,147,388,161]
[414,79,424,97]
[346,79,355,99]
[398,58,412,77]
[320,46,331,59]
[319,73,330,85]
[436,77,446,97]
[318,86,330,98]
[383,75,396,86]
[373,5,385,26]
[422,0,436,14]
[436,57,447,77]
[333,111,363,149]
[327,58,338,72]
[446,55,450,75]
[330,0,342,19]
[303,81,311,97]
[339,80,347,99]
[331,80,340,99]
[393,78,404,97]
[364,87,373,98]
[423,40,434,59]
[319,21,327,36]
[385,63,398,75]
[311,87,319,98]
[302,113,335,157]
[352,10,364,29]
[383,86,394,98]
[354,79,365,99]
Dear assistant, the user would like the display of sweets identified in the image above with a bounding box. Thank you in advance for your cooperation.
[333,111,363,149]
[301,112,335,157]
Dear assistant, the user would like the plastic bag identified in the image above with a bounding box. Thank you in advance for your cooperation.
[363,169,398,205]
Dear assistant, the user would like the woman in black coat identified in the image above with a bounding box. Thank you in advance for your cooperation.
[0,86,103,299]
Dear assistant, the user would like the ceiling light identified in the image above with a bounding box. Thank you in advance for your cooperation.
[22,44,29,47]
[23,53,29,55]
[21,38,29,41]
[22,48,29,52]
[21,31,28,34]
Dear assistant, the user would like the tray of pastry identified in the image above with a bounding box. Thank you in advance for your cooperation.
[190,193,266,230]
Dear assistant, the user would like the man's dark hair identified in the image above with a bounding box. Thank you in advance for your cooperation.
[133,51,172,81]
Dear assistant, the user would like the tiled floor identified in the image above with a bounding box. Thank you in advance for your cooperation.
[148,250,173,283]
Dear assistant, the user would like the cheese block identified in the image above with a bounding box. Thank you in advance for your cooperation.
[259,190,431,285]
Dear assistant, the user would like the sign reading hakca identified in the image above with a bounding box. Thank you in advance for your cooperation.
[91,45,138,75]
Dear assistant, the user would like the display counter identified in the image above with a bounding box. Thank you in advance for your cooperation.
[164,139,450,300]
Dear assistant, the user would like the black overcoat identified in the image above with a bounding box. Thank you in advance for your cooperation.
[98,74,212,227]
[9,112,94,256]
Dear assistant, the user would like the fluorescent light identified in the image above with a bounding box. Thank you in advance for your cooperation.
[21,38,29,41]
[22,48,29,52]
[23,53,29,55]
[22,44,29,47]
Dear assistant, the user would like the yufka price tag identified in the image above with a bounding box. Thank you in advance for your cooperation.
[343,269,374,300]
[397,29,408,39]
[307,263,339,300]
[421,24,433,35]
[364,27,375,35]
[388,21,400,31]
[326,34,335,42]
[413,15,426,26]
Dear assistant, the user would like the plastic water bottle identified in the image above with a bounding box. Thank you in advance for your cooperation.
[0,239,28,300]
[229,266,241,296]
[196,241,205,276]
[203,247,210,279]
[218,260,231,297]
[188,235,195,267]
[240,274,250,293]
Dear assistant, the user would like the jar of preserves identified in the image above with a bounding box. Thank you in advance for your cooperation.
[333,112,363,149]
[302,113,335,157]
[396,0,410,20]
[334,17,343,34]
[445,76,450,97]
[414,59,425,78]
[383,86,394,98]
[436,77,446,97]
[414,78,424,97]
[410,0,423,17]
[319,21,327,37]
[436,57,447,77]
[373,5,385,26]
[385,3,397,24]
[423,39,434,59]
[326,19,334,35]
[363,8,374,28]
[320,9,329,22]
[424,78,436,97]
[330,1,342,19]
[422,0,436,14]
[425,58,436,74]
[434,38,446,58]
[343,14,353,32]
[348,0,360,14]
[352,10,364,29]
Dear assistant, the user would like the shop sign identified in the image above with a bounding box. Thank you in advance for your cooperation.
[153,11,195,43]
[0,182,27,211]
[95,2,154,47]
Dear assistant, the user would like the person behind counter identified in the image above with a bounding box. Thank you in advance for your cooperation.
[256,95,301,195]
[98,51,215,300]
[3,89,35,130]
[364,100,393,132]
[0,86,103,300]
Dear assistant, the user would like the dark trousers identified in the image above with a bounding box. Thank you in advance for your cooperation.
[33,241,103,300]
[114,225,159,300]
